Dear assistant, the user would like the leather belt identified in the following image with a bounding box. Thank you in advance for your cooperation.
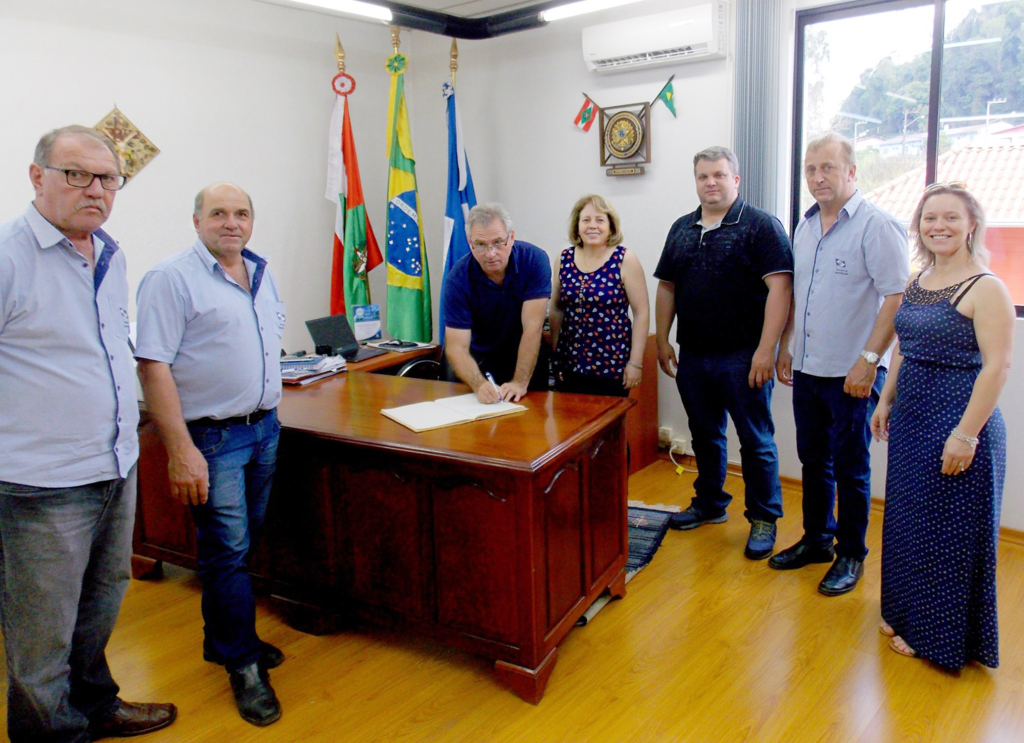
[188,408,273,428]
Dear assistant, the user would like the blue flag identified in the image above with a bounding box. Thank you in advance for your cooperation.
[439,80,477,346]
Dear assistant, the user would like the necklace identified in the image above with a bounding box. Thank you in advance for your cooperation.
[576,245,610,274]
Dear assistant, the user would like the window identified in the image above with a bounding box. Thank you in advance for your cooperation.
[793,0,1024,312]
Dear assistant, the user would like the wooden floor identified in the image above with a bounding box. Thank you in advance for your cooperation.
[3,459,1023,742]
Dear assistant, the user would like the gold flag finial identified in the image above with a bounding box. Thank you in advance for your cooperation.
[390,25,400,54]
[450,39,459,88]
[334,33,346,74]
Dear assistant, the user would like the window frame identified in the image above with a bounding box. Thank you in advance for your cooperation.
[792,0,1024,315]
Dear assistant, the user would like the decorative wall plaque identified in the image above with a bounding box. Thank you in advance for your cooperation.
[95,108,159,183]
[598,102,651,177]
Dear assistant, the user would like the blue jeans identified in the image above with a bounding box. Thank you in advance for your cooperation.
[792,370,885,560]
[674,348,783,523]
[188,410,280,673]
[0,470,136,743]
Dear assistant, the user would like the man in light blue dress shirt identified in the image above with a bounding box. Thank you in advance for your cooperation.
[0,126,177,742]
[136,183,286,727]
[773,132,909,596]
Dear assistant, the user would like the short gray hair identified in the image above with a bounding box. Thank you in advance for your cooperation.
[193,184,254,220]
[693,146,740,176]
[806,131,856,168]
[466,203,513,234]
[34,125,120,169]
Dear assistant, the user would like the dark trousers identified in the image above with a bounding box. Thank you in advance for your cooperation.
[555,370,629,398]
[674,347,784,524]
[188,410,280,673]
[792,370,885,560]
[0,472,135,743]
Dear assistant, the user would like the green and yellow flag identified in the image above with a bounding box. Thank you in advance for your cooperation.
[384,51,431,342]
[655,76,677,118]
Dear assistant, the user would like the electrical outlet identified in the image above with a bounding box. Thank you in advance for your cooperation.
[658,426,672,447]
[671,436,690,454]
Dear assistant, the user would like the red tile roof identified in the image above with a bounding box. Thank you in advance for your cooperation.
[862,145,1024,226]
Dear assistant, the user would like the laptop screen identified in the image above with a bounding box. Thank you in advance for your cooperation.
[304,315,360,359]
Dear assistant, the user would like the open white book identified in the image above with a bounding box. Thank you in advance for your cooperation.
[381,393,526,433]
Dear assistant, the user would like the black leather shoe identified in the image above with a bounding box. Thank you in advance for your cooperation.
[818,556,864,596]
[768,540,835,570]
[205,641,285,670]
[230,663,282,727]
[87,700,177,738]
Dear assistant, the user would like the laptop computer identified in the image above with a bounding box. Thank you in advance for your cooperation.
[304,314,389,363]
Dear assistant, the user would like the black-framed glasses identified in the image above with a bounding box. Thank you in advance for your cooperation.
[45,166,126,191]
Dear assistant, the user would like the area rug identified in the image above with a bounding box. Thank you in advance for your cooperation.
[625,506,674,577]
[576,502,678,625]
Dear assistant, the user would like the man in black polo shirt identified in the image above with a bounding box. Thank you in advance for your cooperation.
[654,146,793,560]
[441,202,551,403]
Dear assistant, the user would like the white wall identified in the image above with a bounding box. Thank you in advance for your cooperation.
[0,0,398,354]
[2,0,1021,529]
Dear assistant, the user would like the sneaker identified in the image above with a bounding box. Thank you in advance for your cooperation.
[668,506,728,531]
[744,520,777,560]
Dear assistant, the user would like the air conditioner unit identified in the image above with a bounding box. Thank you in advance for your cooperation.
[582,2,728,74]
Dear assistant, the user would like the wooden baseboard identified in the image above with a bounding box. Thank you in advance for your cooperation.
[654,452,1024,548]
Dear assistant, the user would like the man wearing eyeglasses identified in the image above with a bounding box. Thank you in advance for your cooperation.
[772,131,909,596]
[441,202,552,403]
[0,126,177,742]
[135,183,286,727]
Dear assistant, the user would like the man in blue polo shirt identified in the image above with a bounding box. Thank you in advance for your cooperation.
[0,125,176,742]
[772,132,908,596]
[136,183,286,727]
[442,202,551,403]
[655,146,793,561]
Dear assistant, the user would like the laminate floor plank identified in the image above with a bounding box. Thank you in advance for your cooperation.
[2,459,1020,742]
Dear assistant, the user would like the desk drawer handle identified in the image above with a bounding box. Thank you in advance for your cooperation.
[543,463,578,494]
[435,477,505,502]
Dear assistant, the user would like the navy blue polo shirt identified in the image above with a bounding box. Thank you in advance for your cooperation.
[654,198,792,354]
[441,240,551,375]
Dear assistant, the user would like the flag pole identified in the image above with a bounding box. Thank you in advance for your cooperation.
[334,32,345,73]
[390,24,400,54]
[450,38,458,89]
[582,92,601,112]
[651,74,675,106]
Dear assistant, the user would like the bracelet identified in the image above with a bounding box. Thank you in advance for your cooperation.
[950,427,979,448]
[628,362,643,370]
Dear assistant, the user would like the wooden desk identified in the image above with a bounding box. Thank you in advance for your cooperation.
[134,374,631,703]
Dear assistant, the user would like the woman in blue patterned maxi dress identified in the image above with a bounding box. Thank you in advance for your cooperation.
[871,183,1015,670]
[550,194,650,398]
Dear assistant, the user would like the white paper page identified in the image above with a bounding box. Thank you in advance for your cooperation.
[434,393,525,419]
[380,401,469,432]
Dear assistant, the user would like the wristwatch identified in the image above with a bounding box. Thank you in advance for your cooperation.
[860,350,880,365]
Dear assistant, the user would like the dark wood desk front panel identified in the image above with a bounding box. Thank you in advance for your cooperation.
[134,373,631,703]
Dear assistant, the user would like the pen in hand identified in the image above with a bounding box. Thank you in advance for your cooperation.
[484,372,504,403]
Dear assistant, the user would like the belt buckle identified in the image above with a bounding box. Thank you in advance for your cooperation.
[244,412,253,425]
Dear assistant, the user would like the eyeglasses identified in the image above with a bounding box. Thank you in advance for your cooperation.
[924,180,968,192]
[470,235,509,254]
[45,166,126,191]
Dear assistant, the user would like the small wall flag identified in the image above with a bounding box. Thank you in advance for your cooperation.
[574,96,598,132]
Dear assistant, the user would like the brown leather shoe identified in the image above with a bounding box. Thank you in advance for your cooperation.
[88,700,178,739]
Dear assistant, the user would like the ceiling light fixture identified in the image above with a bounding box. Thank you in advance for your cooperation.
[259,0,392,23]
[540,0,644,24]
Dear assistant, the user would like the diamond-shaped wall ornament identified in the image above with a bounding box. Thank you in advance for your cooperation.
[95,107,159,184]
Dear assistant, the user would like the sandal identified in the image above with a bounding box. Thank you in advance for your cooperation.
[888,637,917,658]
[879,622,895,638]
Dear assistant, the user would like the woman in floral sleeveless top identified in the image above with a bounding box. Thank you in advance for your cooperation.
[550,194,649,397]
